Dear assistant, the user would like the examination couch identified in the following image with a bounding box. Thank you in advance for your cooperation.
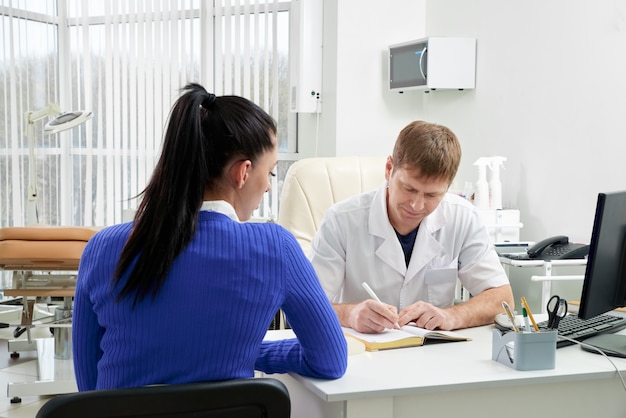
[0,226,99,356]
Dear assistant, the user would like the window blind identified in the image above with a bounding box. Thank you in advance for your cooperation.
[0,0,289,228]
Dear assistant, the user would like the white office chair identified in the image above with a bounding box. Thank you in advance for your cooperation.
[277,156,386,255]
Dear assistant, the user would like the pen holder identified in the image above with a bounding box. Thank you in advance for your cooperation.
[491,329,557,371]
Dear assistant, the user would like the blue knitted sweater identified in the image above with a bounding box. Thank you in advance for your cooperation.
[72,210,347,390]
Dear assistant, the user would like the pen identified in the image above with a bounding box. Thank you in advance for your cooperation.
[522,306,531,332]
[520,296,540,332]
[361,282,401,330]
[501,301,519,332]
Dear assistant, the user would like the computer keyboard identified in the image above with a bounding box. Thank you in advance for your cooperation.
[537,313,626,348]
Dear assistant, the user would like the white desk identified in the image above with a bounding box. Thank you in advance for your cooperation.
[266,326,626,418]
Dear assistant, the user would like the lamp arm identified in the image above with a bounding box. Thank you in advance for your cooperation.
[26,122,38,224]
[25,103,62,125]
[24,103,61,224]
[27,127,37,199]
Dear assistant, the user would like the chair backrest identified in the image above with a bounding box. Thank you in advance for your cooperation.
[277,156,386,254]
[35,378,290,418]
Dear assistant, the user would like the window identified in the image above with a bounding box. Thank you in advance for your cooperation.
[0,0,295,228]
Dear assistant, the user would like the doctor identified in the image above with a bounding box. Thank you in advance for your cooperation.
[309,120,514,334]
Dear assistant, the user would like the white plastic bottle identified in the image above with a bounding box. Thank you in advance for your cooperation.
[462,181,473,201]
[473,158,489,209]
[488,156,506,210]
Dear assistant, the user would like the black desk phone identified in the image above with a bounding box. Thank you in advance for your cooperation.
[504,235,590,261]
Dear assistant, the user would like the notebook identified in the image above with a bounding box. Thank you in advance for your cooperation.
[343,324,471,351]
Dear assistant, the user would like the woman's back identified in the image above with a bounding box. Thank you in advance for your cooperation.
[73,210,346,390]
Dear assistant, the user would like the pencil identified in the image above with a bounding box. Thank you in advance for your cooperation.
[520,296,540,332]
[361,282,401,330]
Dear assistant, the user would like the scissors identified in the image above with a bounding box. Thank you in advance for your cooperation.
[547,295,568,329]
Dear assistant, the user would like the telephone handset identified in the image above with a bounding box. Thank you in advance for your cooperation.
[501,235,590,260]
[525,235,590,260]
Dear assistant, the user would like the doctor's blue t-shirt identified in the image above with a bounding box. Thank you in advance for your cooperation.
[395,227,418,267]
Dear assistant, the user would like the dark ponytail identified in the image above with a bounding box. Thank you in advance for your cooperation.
[113,83,276,305]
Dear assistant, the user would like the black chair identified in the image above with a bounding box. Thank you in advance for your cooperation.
[36,378,290,418]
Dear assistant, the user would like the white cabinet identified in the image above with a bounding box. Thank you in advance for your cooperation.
[477,209,522,243]
[389,37,476,92]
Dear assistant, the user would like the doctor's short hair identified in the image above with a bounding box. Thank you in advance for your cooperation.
[391,120,461,185]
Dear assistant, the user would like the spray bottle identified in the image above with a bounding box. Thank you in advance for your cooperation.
[473,158,490,209]
[488,156,507,210]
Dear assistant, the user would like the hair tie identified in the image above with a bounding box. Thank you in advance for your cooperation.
[201,93,217,109]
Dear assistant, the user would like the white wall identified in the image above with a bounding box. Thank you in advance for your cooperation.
[424,0,626,243]
[297,0,426,158]
[303,0,626,243]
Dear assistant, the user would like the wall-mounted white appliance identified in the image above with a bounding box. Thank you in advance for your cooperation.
[389,37,476,93]
[289,0,322,113]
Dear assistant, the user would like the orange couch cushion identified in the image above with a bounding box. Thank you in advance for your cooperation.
[0,226,100,270]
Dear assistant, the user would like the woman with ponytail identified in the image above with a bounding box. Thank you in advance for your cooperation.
[72,83,347,391]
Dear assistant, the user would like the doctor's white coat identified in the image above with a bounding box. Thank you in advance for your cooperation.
[309,183,509,310]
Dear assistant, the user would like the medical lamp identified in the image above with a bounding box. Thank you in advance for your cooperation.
[24,103,93,225]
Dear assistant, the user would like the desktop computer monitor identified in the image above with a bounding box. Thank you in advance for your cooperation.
[578,190,626,320]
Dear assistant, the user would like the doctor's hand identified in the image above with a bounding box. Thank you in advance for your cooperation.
[398,301,456,331]
[342,299,400,334]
